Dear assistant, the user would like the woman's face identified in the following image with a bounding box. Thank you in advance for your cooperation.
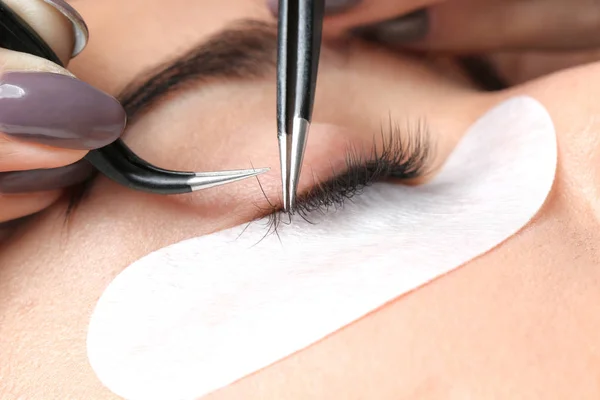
[2,0,600,399]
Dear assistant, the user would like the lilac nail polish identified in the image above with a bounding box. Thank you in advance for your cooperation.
[43,0,89,57]
[0,72,126,150]
[0,160,94,194]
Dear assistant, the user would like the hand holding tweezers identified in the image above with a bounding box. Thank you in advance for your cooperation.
[0,1,268,195]
[277,0,325,211]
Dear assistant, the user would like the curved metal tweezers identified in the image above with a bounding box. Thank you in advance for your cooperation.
[0,1,268,194]
[86,140,268,194]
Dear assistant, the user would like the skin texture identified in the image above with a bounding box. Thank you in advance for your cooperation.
[1,0,600,399]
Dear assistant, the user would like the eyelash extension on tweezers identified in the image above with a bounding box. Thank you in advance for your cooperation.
[253,120,433,238]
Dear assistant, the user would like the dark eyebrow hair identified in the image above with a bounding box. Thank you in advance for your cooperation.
[66,19,279,215]
[119,19,278,123]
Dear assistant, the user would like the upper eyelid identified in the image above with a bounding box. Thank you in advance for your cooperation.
[261,121,433,225]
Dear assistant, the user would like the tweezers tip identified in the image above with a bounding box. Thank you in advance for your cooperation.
[189,167,270,191]
[253,167,271,175]
[283,118,310,213]
[283,190,296,214]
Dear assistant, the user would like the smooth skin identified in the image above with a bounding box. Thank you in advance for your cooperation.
[1,0,600,399]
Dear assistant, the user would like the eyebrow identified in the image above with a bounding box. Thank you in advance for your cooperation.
[118,19,279,122]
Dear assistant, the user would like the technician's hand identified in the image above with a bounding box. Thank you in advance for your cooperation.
[0,0,125,225]
[268,0,600,84]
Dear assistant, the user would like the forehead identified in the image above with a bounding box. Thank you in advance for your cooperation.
[68,0,273,94]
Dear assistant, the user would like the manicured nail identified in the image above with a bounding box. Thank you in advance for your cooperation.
[43,0,89,57]
[0,72,126,150]
[267,0,362,16]
[352,9,429,44]
[0,160,94,194]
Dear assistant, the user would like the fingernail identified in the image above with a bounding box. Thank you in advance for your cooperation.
[0,160,94,194]
[0,72,126,150]
[352,9,429,44]
[43,0,89,57]
[267,0,362,16]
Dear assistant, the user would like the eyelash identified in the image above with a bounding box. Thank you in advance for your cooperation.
[255,120,433,237]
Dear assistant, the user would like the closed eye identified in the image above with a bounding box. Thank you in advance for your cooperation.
[256,119,433,236]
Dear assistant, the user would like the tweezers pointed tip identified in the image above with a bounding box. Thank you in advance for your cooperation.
[286,153,300,213]
[282,187,293,214]
[278,135,290,212]
[286,118,310,213]
[188,167,270,191]
[279,147,297,213]
[247,167,271,176]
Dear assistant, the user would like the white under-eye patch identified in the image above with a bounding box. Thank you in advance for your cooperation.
[88,96,557,400]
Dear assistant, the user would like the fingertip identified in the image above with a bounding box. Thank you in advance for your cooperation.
[0,133,87,172]
[0,72,126,151]
[42,0,89,57]
[2,0,74,65]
